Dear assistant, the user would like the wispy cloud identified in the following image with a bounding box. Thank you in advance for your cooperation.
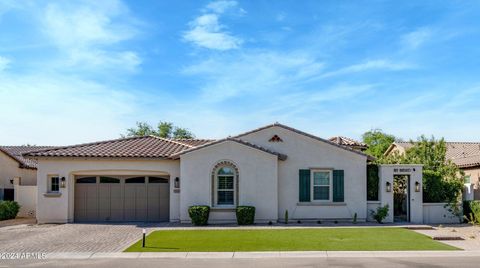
[319,59,414,79]
[401,27,433,50]
[41,0,141,72]
[183,1,243,50]
[0,56,10,71]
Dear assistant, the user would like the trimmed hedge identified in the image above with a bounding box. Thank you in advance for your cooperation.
[0,201,20,221]
[236,206,255,225]
[188,205,210,226]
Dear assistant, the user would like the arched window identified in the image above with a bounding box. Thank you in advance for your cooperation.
[212,162,238,206]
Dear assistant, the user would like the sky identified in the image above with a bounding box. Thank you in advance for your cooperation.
[0,0,479,145]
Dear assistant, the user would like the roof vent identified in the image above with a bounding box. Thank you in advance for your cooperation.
[269,135,283,142]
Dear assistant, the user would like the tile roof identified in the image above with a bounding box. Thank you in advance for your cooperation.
[171,137,288,160]
[329,136,368,149]
[0,146,56,169]
[390,142,480,168]
[24,136,213,159]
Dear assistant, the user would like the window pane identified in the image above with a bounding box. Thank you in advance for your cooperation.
[464,175,471,184]
[76,177,96,183]
[217,191,234,205]
[313,186,329,200]
[149,177,169,183]
[218,167,234,175]
[314,172,329,185]
[125,177,145,183]
[218,176,234,189]
[51,177,59,192]
[100,177,120,183]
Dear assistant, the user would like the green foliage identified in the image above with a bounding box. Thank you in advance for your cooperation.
[362,129,396,158]
[367,164,379,201]
[0,201,20,221]
[463,201,480,225]
[370,204,389,224]
[188,206,210,226]
[284,210,289,224]
[123,121,195,139]
[236,206,255,225]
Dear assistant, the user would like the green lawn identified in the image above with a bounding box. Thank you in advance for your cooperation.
[124,228,458,252]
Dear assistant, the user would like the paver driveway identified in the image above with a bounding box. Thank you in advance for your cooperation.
[0,223,164,253]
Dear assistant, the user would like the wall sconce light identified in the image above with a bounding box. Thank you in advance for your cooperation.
[60,177,66,188]
[386,181,392,192]
[415,181,421,192]
[174,177,180,188]
[9,179,14,185]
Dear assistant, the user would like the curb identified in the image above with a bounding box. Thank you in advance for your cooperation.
[39,250,480,259]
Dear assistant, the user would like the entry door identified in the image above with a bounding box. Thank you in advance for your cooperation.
[393,175,410,222]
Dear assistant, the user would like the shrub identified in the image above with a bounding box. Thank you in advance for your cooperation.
[236,206,255,225]
[188,205,210,226]
[371,204,389,224]
[0,201,20,221]
[463,201,480,225]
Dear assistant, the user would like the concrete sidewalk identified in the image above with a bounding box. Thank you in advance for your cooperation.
[18,250,478,260]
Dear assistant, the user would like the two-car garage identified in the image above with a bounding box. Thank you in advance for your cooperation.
[74,175,170,222]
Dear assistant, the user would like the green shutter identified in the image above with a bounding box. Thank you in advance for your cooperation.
[333,170,344,202]
[299,169,311,202]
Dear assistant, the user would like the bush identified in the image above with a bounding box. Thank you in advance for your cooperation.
[463,201,480,225]
[236,206,255,225]
[188,205,210,226]
[0,201,20,221]
[371,204,389,224]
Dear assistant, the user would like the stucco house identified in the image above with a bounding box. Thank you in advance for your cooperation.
[24,123,382,224]
[0,146,53,200]
[385,142,480,199]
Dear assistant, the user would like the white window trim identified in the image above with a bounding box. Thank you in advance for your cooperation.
[47,175,60,193]
[214,169,236,207]
[310,169,333,202]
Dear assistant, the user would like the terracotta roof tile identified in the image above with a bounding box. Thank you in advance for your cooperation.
[329,136,368,149]
[0,146,56,169]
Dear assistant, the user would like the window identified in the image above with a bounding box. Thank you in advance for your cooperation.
[76,177,96,183]
[215,165,236,206]
[50,176,60,192]
[149,177,169,184]
[464,175,471,184]
[100,177,120,183]
[125,177,145,183]
[312,170,332,201]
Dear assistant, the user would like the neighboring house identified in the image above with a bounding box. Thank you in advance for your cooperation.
[329,136,368,151]
[0,146,53,200]
[25,123,375,224]
[385,142,480,199]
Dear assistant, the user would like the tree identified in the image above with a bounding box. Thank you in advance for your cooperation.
[122,121,195,139]
[362,129,396,158]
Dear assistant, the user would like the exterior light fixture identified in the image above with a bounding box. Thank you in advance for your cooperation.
[142,228,146,248]
[386,181,392,192]
[415,181,421,192]
[174,177,180,188]
[9,179,14,185]
[60,177,66,188]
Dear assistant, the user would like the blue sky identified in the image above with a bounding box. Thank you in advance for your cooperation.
[1,0,479,145]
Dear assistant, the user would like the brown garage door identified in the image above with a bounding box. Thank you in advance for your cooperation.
[74,176,169,222]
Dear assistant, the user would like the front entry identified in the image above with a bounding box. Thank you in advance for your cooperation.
[393,175,410,222]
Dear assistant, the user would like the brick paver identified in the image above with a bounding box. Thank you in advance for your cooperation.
[0,223,165,253]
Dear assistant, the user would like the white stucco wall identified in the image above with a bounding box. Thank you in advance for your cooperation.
[14,184,37,218]
[0,152,37,192]
[180,141,278,223]
[238,126,368,221]
[36,158,180,224]
[423,203,461,224]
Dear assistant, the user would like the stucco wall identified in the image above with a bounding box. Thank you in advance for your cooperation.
[14,184,37,218]
[36,158,180,223]
[423,203,461,224]
[0,152,37,191]
[238,126,368,221]
[180,141,278,223]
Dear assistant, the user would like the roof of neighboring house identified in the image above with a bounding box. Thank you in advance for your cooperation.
[385,141,480,168]
[0,146,56,169]
[171,137,288,160]
[24,136,214,159]
[329,136,368,150]
[233,123,373,160]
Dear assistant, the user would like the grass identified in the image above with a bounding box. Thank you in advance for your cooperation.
[124,228,458,252]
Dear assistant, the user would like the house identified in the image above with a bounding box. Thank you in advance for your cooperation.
[385,142,480,199]
[329,136,368,151]
[23,123,378,224]
[0,146,53,200]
